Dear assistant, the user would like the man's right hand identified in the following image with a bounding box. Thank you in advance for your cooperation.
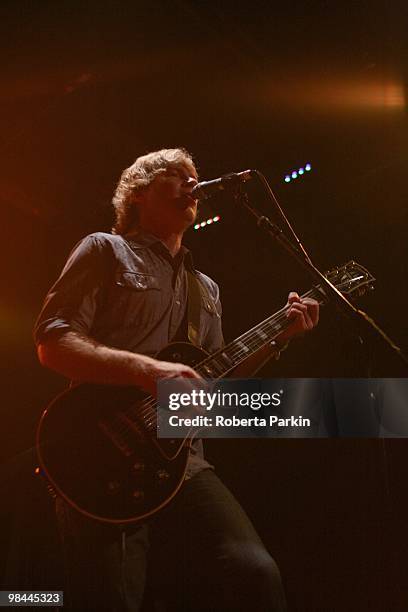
[140,357,202,396]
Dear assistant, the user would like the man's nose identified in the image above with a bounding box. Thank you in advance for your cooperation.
[184,176,198,189]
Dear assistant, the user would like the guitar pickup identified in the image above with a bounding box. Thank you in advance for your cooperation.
[98,419,134,457]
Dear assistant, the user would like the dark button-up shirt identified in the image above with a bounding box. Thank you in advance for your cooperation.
[34,231,224,477]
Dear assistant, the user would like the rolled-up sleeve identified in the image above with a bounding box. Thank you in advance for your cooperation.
[34,234,111,345]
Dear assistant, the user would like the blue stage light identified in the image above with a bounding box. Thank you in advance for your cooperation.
[284,162,312,184]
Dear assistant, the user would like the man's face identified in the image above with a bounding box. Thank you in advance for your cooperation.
[135,162,199,234]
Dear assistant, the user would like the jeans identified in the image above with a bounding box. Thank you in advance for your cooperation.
[56,469,286,611]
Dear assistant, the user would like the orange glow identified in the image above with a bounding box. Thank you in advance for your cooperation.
[265,75,406,112]
[310,79,405,110]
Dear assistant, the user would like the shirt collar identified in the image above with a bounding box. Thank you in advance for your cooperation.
[123,230,195,271]
[124,229,161,249]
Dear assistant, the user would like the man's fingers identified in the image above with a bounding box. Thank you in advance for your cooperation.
[287,305,313,330]
[287,292,300,304]
[303,298,319,326]
[179,365,202,379]
[281,292,320,342]
[286,294,319,328]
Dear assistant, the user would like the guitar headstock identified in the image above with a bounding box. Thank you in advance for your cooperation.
[324,261,375,298]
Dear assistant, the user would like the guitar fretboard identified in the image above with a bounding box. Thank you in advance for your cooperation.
[194,285,325,379]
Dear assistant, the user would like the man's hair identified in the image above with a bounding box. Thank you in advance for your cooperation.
[111,147,197,235]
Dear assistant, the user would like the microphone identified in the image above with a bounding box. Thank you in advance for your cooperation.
[192,170,254,200]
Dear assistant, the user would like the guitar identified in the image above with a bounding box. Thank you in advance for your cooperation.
[36,261,375,524]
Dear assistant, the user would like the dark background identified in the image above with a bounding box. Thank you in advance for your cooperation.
[1,1,408,610]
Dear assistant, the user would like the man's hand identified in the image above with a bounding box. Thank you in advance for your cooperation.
[141,358,202,396]
[278,292,320,344]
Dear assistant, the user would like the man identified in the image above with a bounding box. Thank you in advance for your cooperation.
[35,148,319,611]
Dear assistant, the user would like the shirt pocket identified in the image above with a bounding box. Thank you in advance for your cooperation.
[116,271,161,291]
[112,270,164,329]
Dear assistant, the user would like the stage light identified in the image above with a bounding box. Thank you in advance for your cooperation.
[284,162,312,184]
[193,215,221,230]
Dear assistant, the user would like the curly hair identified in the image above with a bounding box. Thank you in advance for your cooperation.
[111,148,197,235]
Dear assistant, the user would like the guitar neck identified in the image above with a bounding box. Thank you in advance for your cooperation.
[195,285,326,379]
[132,291,326,436]
[116,260,374,444]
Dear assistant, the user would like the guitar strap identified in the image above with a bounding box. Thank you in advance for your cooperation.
[186,271,203,347]
[186,270,216,348]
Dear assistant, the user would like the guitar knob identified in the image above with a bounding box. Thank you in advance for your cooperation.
[107,480,121,494]
[132,490,145,501]
[132,461,145,473]
[156,469,170,481]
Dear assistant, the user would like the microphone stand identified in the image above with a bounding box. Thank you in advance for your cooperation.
[232,170,408,372]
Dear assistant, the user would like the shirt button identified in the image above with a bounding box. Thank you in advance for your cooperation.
[175,300,181,306]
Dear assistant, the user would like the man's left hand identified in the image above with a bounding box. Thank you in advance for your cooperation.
[279,292,320,342]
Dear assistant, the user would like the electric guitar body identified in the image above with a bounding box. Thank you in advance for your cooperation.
[37,342,207,524]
